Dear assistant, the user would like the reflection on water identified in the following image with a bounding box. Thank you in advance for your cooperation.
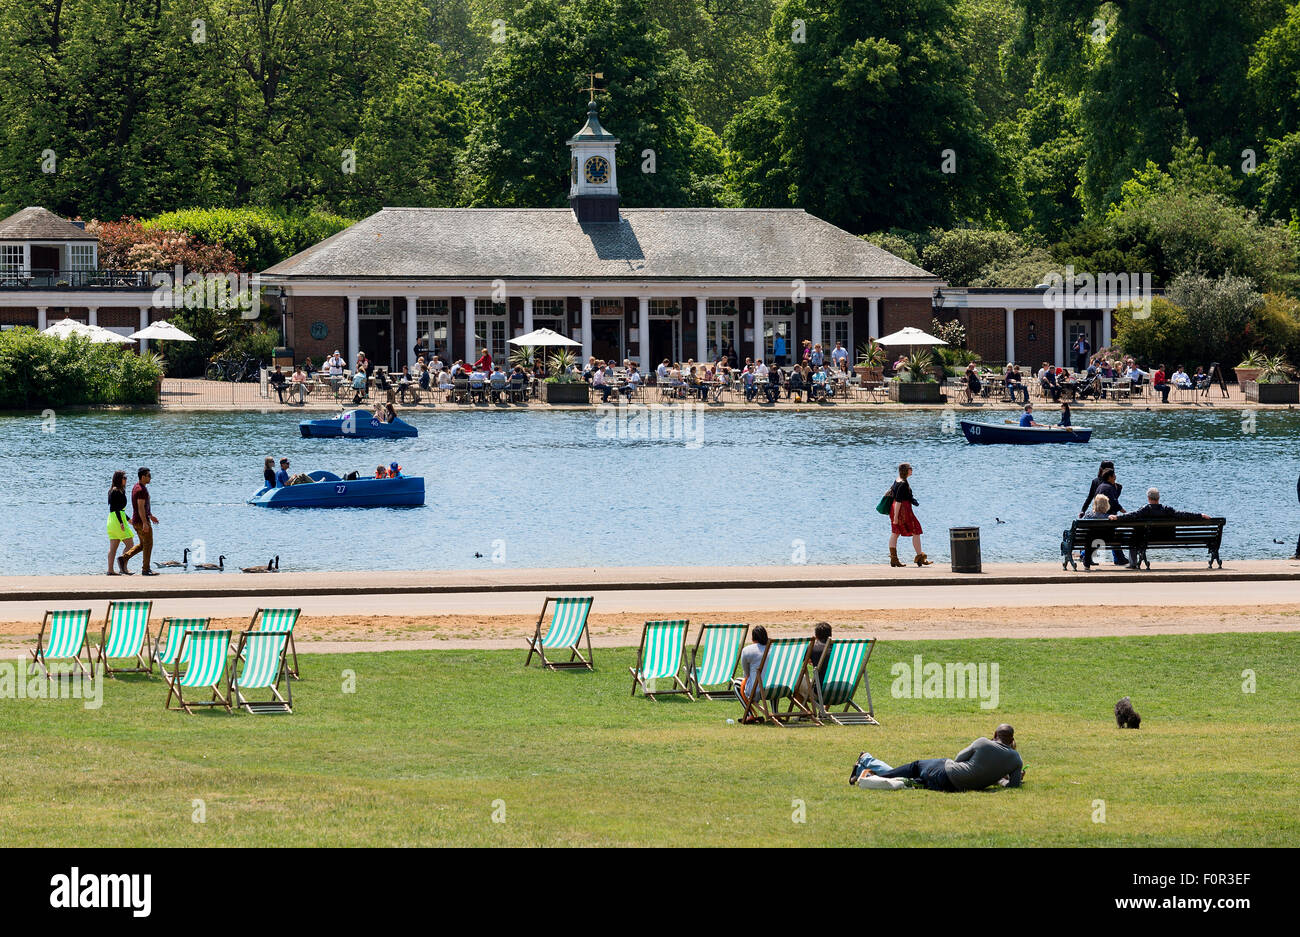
[2,407,1297,574]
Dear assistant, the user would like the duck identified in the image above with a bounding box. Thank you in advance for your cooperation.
[154,548,190,569]
[193,555,225,571]
[240,555,280,573]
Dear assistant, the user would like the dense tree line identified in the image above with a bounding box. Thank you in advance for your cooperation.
[0,0,1298,296]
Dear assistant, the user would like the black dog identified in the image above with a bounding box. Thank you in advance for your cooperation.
[1115,696,1141,729]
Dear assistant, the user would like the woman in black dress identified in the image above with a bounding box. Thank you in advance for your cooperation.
[887,462,931,567]
[107,470,135,575]
[1094,468,1128,566]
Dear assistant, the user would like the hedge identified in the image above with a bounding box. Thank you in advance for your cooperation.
[0,328,163,409]
[141,207,353,272]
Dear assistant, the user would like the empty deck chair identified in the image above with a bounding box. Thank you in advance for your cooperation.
[229,630,293,714]
[94,599,154,676]
[686,623,749,700]
[737,637,819,726]
[164,628,233,714]
[524,596,595,671]
[248,607,302,679]
[31,609,92,679]
[629,620,692,699]
[153,617,211,680]
[813,638,878,725]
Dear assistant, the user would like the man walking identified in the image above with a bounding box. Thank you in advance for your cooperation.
[119,467,159,575]
[851,724,1024,791]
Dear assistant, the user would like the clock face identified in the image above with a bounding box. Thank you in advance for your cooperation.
[584,155,610,184]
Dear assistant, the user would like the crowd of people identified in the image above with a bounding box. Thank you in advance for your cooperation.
[968,347,1224,406]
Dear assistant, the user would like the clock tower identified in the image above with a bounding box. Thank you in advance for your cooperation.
[567,100,620,223]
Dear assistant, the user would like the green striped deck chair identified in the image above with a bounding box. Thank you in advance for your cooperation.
[94,600,154,676]
[249,607,302,679]
[30,609,92,679]
[687,623,749,700]
[164,629,233,714]
[629,620,692,700]
[813,638,878,726]
[153,617,211,680]
[524,596,594,670]
[229,630,293,714]
[738,637,820,727]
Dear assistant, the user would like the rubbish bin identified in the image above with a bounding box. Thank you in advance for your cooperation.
[950,527,981,573]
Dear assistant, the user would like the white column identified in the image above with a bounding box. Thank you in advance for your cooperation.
[811,297,823,355]
[638,296,650,367]
[753,297,765,362]
[1102,308,1113,349]
[695,296,708,363]
[404,295,419,367]
[868,296,880,341]
[87,306,98,327]
[463,295,477,362]
[1004,307,1016,364]
[580,296,592,363]
[138,306,149,354]
[1053,306,1064,367]
[522,296,534,336]
[36,306,47,331]
[346,295,360,368]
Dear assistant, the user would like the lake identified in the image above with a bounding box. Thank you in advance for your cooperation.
[3,406,1297,575]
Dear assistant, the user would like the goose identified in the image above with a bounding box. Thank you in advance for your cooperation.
[155,548,190,569]
[193,555,225,571]
[241,555,280,574]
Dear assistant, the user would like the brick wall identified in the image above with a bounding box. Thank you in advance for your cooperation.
[1014,307,1053,369]
[879,297,932,335]
[97,307,143,328]
[959,307,1008,364]
[0,306,37,326]
[289,295,345,364]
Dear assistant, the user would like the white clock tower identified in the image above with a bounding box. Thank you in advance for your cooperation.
[567,99,620,223]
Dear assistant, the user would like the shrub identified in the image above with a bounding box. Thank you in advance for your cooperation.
[141,208,353,272]
[1113,297,1192,366]
[0,328,163,409]
[86,219,240,273]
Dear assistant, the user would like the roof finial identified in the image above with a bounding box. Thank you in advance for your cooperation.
[585,71,604,104]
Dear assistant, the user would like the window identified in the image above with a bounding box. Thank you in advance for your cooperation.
[0,245,22,276]
[68,244,95,271]
[416,299,450,361]
[358,298,391,318]
[532,298,567,335]
[474,299,508,365]
[649,299,680,315]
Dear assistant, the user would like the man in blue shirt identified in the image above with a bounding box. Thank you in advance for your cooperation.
[1018,404,1043,427]
[275,458,291,487]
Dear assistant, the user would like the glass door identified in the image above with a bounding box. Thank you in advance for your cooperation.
[763,318,794,366]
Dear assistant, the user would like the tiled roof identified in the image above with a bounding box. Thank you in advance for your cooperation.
[0,207,95,241]
[263,208,936,281]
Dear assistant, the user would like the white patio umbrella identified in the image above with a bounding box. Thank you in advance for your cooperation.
[508,327,580,347]
[875,326,948,348]
[42,317,133,344]
[130,320,196,342]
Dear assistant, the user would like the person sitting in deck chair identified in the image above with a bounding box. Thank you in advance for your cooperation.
[851,724,1025,791]
[736,625,769,724]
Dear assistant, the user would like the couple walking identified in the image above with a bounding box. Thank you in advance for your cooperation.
[107,467,160,575]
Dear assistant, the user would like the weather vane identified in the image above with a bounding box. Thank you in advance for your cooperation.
[585,71,604,103]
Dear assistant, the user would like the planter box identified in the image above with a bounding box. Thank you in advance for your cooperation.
[889,381,944,403]
[1245,381,1299,404]
[545,381,591,404]
[1234,367,1262,385]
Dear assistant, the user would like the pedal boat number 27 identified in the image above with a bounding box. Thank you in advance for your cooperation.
[249,470,425,507]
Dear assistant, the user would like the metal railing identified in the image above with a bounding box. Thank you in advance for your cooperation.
[0,269,158,290]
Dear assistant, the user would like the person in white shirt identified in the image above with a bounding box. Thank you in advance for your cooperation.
[1171,366,1192,388]
[656,359,671,381]
[591,365,611,402]
[831,342,849,369]
[754,360,769,379]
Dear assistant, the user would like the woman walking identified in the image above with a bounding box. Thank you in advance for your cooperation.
[107,470,135,576]
[888,462,931,567]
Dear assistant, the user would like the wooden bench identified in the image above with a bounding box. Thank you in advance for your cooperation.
[1061,518,1225,570]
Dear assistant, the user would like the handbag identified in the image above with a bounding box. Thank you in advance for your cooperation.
[876,492,893,515]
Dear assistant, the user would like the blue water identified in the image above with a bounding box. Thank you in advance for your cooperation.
[2,407,1297,574]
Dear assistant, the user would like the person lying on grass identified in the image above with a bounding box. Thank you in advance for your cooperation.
[849,724,1025,791]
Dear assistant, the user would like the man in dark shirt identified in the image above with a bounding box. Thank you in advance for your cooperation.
[1123,487,1210,521]
[119,467,159,575]
[855,724,1025,791]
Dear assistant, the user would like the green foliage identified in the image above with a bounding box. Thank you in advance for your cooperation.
[1246,293,1300,363]
[155,308,280,377]
[1119,272,1272,368]
[546,348,580,382]
[1258,353,1295,383]
[861,232,920,267]
[930,317,966,348]
[920,228,1048,287]
[142,208,353,272]
[855,339,886,367]
[1112,297,1192,367]
[896,349,936,382]
[0,328,163,409]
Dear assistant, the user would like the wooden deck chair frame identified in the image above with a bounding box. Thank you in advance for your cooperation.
[30,609,93,679]
[629,620,692,700]
[153,616,211,681]
[164,628,233,714]
[687,623,749,700]
[229,630,293,714]
[812,637,878,726]
[737,637,820,727]
[94,599,154,676]
[524,596,595,671]
[248,607,302,679]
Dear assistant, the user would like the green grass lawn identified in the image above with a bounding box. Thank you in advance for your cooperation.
[2,633,1297,846]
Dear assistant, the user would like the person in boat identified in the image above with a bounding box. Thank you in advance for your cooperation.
[384,403,397,423]
[263,457,277,489]
[374,465,387,479]
[387,462,403,479]
[1059,402,1072,427]
[1018,404,1044,427]
[276,458,291,487]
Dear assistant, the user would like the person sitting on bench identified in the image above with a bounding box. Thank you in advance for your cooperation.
[1121,487,1210,521]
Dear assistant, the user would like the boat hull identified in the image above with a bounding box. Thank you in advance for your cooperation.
[299,409,418,439]
[960,420,1092,444]
[249,471,424,507]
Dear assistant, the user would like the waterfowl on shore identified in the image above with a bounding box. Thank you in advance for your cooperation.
[154,548,190,569]
[241,555,280,573]
[193,555,225,571]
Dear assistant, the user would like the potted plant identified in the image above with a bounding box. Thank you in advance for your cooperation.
[888,349,945,403]
[1244,355,1299,403]
[854,340,886,383]
[509,345,535,370]
[543,348,590,404]
[1234,350,1267,385]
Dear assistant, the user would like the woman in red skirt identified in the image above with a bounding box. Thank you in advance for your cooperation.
[888,462,932,567]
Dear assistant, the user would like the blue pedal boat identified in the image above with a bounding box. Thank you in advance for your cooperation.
[249,471,425,507]
[299,409,417,439]
[960,419,1092,444]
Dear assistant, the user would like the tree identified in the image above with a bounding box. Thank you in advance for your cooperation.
[1167,270,1266,365]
